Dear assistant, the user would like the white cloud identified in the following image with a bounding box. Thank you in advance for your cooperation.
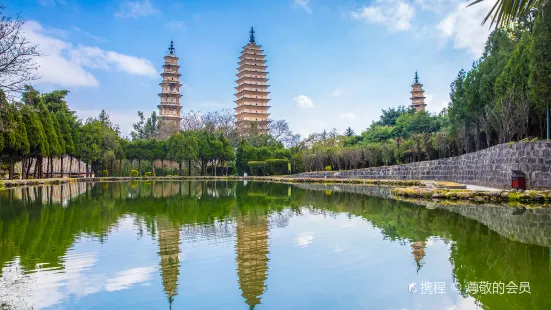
[294,95,314,108]
[340,113,357,120]
[297,119,326,137]
[23,21,157,88]
[415,0,448,12]
[437,1,493,57]
[293,0,312,14]
[332,88,344,97]
[39,0,66,6]
[295,232,314,247]
[425,93,433,106]
[166,20,186,30]
[114,0,159,18]
[71,47,157,76]
[351,0,415,31]
[24,21,99,87]
[105,267,156,292]
[72,26,107,42]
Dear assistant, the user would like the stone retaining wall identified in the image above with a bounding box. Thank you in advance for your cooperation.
[293,141,551,189]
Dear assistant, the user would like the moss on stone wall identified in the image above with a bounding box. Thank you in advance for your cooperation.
[392,187,551,204]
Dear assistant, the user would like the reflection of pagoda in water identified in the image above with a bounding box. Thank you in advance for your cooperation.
[236,213,269,309]
[411,241,426,273]
[157,216,181,307]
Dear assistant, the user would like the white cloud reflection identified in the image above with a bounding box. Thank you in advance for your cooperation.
[295,232,314,247]
[0,254,156,309]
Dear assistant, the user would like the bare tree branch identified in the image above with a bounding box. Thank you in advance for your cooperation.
[0,6,41,96]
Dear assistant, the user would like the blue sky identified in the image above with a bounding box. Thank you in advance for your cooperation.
[8,0,494,137]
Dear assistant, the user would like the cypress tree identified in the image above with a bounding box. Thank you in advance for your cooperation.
[530,2,551,138]
[37,103,61,178]
[21,106,48,178]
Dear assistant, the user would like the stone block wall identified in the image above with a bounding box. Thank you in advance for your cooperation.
[292,141,551,189]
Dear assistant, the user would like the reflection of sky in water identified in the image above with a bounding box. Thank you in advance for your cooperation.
[0,216,158,309]
[0,209,482,309]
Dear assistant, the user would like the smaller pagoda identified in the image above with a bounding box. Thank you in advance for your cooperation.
[410,71,426,112]
[158,40,183,139]
[411,241,426,273]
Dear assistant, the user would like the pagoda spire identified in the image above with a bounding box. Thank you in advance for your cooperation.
[249,27,255,43]
[168,40,175,55]
[414,71,419,84]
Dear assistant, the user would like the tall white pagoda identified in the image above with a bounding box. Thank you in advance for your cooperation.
[158,40,182,138]
[235,27,271,135]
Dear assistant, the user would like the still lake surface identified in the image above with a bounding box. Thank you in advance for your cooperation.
[1,181,551,309]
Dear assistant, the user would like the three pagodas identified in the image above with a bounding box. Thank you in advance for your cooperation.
[158,28,427,138]
[158,27,270,138]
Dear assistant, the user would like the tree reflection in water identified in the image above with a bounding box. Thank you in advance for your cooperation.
[0,181,551,309]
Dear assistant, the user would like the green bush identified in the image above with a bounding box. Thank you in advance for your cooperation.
[103,169,109,177]
[266,158,290,175]
[0,180,5,189]
[247,161,269,176]
[144,172,152,177]
[131,169,139,177]
[325,165,332,171]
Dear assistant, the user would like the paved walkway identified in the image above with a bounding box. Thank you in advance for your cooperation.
[465,184,501,192]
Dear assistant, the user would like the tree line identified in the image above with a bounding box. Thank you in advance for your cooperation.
[0,87,240,179]
[294,4,551,173]
[2,4,551,178]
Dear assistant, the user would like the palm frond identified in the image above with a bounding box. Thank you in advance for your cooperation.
[468,0,544,27]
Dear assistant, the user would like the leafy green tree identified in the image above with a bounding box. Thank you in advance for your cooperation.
[131,111,160,140]
[0,101,29,179]
[167,132,198,176]
[530,2,551,138]
[20,105,48,178]
[362,125,394,143]
[236,140,257,175]
[373,106,413,127]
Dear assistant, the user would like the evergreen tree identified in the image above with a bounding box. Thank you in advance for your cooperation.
[344,127,355,137]
[530,2,551,138]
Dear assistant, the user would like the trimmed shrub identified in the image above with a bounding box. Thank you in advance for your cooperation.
[325,165,332,171]
[266,158,290,175]
[144,172,152,177]
[247,161,269,176]
[131,169,139,177]
[103,169,109,177]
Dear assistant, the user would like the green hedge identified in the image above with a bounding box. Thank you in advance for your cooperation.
[144,172,152,177]
[266,158,290,175]
[247,161,269,176]
[131,169,139,177]
[248,158,290,176]
[103,169,109,177]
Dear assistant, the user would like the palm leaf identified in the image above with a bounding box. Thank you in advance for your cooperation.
[468,0,544,27]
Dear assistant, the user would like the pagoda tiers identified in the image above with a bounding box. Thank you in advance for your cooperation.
[157,216,181,307]
[235,27,270,135]
[158,40,183,137]
[410,71,426,112]
[236,213,269,309]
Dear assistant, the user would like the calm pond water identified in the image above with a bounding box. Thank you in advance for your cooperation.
[1,181,551,310]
